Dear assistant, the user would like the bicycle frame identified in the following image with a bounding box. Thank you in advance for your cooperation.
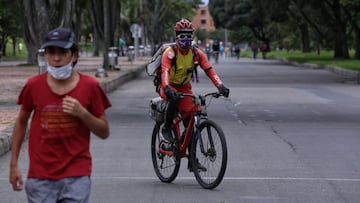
[158,93,209,158]
[158,101,200,158]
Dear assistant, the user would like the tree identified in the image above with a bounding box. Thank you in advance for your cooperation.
[21,0,75,64]
[293,0,351,59]
[209,0,356,59]
[209,0,274,51]
[90,0,120,68]
[140,0,202,52]
[341,0,360,59]
[0,0,24,57]
[194,28,207,45]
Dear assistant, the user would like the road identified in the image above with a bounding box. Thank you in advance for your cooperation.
[1,56,360,202]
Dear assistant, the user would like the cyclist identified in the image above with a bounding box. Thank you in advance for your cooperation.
[159,19,230,144]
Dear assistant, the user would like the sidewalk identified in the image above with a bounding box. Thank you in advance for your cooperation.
[0,56,150,157]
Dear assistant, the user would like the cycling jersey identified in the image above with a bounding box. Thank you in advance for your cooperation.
[161,46,222,88]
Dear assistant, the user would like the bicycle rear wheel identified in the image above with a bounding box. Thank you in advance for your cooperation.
[190,120,227,189]
[151,123,180,183]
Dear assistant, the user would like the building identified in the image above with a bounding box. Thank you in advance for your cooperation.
[192,5,215,32]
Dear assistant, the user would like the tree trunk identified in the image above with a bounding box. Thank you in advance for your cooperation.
[22,0,73,64]
[354,26,360,59]
[103,0,110,69]
[299,23,311,52]
[333,29,349,59]
[332,0,349,59]
[22,0,49,64]
[93,27,100,56]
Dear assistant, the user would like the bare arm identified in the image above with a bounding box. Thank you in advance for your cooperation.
[62,96,109,139]
[9,109,32,191]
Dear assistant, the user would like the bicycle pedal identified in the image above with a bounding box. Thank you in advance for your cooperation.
[160,142,173,151]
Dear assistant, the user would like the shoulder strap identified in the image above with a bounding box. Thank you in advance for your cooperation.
[170,44,178,72]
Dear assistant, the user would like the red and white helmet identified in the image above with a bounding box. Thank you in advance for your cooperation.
[174,19,194,34]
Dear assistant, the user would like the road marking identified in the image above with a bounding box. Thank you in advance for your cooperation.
[88,176,360,182]
[1,176,359,182]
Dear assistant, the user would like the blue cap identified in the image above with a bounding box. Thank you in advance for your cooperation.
[42,28,77,49]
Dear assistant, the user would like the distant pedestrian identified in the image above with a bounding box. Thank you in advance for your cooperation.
[191,66,199,83]
[261,42,268,59]
[224,46,229,58]
[251,42,258,59]
[219,43,224,58]
[205,43,211,60]
[119,37,126,56]
[9,27,112,203]
[234,43,241,60]
[212,40,220,64]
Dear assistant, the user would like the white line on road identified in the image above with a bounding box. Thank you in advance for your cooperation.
[88,176,360,182]
[1,176,359,182]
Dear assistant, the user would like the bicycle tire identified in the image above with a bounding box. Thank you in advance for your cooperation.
[190,120,227,189]
[151,123,180,183]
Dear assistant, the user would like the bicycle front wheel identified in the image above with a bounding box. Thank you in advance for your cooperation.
[151,123,180,183]
[190,120,227,189]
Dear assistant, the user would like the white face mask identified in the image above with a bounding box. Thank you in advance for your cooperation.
[47,59,73,80]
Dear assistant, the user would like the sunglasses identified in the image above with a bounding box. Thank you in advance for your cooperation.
[177,34,193,39]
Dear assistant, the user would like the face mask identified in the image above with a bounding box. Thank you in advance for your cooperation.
[47,59,73,80]
[178,39,192,49]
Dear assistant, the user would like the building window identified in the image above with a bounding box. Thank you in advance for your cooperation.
[201,9,206,15]
[201,19,206,24]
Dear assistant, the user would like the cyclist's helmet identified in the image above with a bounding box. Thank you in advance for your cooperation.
[174,19,194,35]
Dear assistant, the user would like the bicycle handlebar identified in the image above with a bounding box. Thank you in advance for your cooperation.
[177,92,223,106]
[179,92,222,99]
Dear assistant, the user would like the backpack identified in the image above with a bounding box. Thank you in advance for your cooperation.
[146,43,199,92]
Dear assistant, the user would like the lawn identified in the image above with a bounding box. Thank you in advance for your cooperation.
[242,50,360,71]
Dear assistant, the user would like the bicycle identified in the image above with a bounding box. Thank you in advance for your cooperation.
[149,92,228,189]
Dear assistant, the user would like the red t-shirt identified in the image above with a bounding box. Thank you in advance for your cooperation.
[17,72,111,180]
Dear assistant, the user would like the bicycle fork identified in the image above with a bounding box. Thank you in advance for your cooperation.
[194,117,216,159]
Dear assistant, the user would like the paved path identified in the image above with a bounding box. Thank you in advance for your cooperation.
[1,56,359,202]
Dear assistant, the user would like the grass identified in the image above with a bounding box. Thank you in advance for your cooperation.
[242,50,360,71]
[2,49,27,60]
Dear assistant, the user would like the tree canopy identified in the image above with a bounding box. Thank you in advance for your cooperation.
[1,0,359,64]
[0,0,201,65]
[209,0,360,59]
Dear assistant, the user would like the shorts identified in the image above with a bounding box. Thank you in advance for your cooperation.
[25,176,91,203]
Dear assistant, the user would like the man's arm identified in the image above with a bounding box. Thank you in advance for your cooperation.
[197,50,223,86]
[9,109,32,191]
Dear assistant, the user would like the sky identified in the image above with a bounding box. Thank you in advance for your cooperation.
[202,0,208,5]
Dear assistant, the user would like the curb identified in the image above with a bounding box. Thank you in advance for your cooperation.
[0,126,13,157]
[278,58,360,84]
[0,64,146,158]
[100,64,145,92]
